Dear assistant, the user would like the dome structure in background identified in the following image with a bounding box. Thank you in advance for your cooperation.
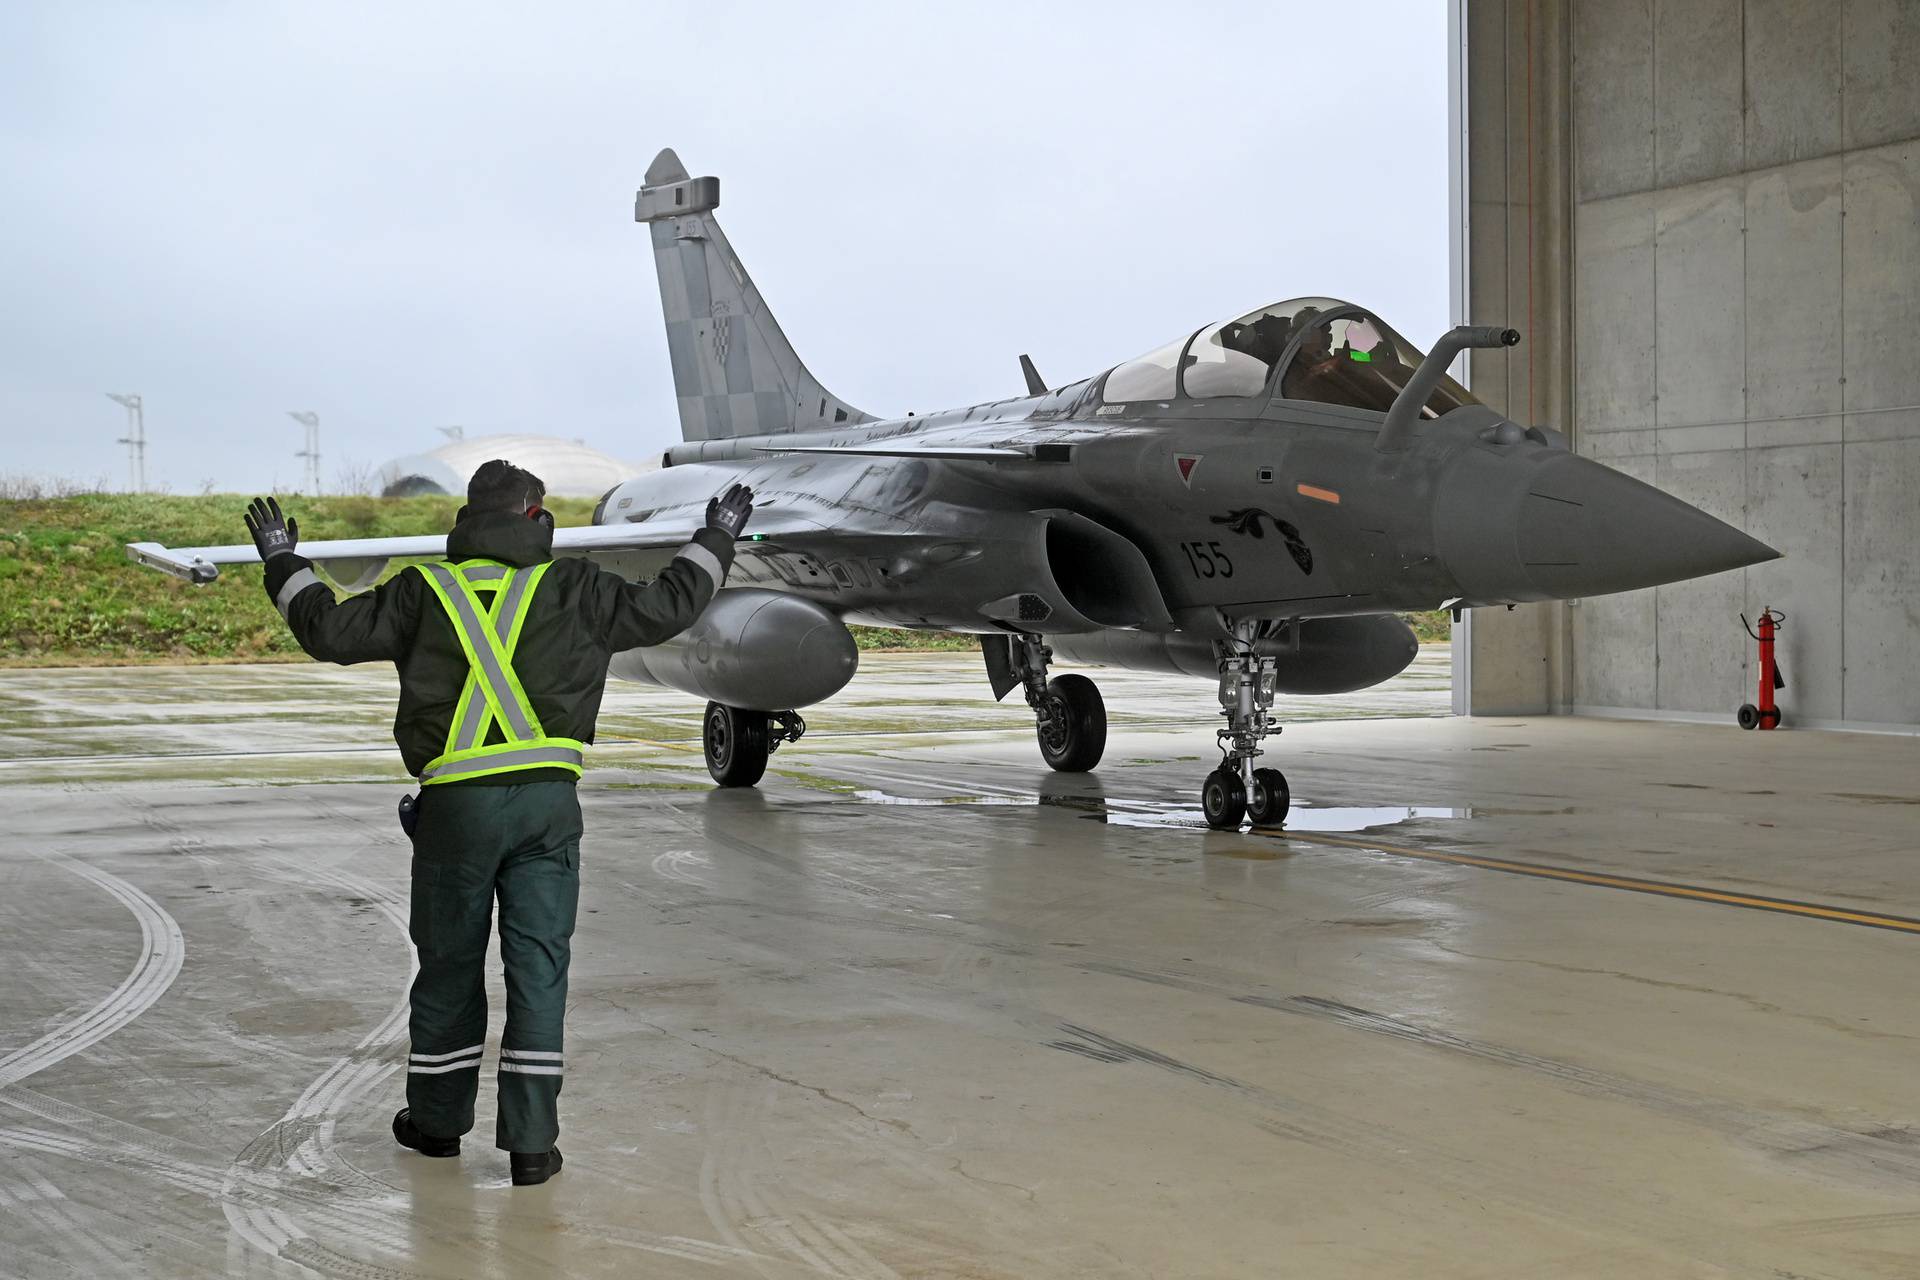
[378,433,655,499]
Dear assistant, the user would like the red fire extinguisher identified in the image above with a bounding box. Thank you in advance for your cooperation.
[1737,608,1786,730]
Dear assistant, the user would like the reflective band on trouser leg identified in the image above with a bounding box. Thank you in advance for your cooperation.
[500,1047,563,1077]
[413,559,584,786]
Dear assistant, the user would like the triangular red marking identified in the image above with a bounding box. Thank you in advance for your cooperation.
[1175,454,1200,484]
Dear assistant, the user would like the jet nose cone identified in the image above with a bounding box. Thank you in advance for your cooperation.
[1437,448,1780,603]
[1522,453,1778,596]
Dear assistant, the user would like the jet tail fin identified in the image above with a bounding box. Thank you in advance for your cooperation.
[637,149,872,442]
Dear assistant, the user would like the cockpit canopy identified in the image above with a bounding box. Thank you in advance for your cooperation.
[1101,297,1477,418]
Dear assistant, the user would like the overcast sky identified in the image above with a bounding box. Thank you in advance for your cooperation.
[0,1,1448,495]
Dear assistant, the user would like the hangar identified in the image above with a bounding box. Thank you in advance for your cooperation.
[1450,0,1920,732]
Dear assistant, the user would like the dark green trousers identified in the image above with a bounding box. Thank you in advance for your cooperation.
[406,779,581,1153]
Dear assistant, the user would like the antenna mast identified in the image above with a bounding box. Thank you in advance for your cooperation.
[287,411,322,494]
[106,393,146,491]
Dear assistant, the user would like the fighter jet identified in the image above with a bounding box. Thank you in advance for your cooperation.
[128,148,1779,828]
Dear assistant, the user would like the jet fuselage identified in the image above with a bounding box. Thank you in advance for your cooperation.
[591,382,1769,641]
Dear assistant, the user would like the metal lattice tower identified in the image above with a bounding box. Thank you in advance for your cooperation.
[106,393,146,492]
[287,411,321,494]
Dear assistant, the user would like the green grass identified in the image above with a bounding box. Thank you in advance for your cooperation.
[0,494,977,665]
[0,494,1446,666]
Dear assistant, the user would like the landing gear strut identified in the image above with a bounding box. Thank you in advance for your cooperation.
[1011,634,1106,772]
[703,702,806,788]
[1202,619,1290,830]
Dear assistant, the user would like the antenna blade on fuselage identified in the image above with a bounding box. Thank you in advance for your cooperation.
[1019,354,1047,396]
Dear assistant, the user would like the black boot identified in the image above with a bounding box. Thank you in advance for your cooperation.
[392,1108,460,1158]
[510,1146,563,1186]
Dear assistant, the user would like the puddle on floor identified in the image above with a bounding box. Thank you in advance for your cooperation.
[844,783,1471,834]
[850,789,1033,808]
[1096,800,1471,833]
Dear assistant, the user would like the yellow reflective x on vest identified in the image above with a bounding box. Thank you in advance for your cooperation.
[413,559,585,785]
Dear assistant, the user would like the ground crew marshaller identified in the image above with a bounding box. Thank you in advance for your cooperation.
[246,461,752,1185]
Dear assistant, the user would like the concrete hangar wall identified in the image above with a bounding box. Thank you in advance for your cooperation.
[1452,0,1920,730]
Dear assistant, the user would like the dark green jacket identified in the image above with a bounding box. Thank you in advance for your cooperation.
[262,512,732,782]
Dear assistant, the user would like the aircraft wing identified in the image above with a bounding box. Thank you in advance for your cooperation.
[126,521,729,585]
[760,444,1028,462]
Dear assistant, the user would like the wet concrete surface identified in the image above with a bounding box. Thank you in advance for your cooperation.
[3,648,1919,1277]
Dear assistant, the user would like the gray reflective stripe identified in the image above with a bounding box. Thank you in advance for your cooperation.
[499,1062,563,1076]
[409,1057,483,1075]
[410,1043,484,1063]
[451,683,489,752]
[274,567,322,617]
[449,566,538,752]
[461,564,509,581]
[419,744,583,783]
[421,564,536,741]
[492,566,536,638]
[423,563,502,750]
[501,1048,563,1061]
[675,541,725,587]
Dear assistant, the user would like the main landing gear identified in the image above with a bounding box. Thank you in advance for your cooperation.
[1011,634,1107,772]
[703,703,806,787]
[1201,619,1290,831]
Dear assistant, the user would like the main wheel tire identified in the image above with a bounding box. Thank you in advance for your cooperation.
[704,701,770,787]
[1737,703,1760,730]
[1037,673,1106,772]
[1247,768,1290,827]
[1201,768,1247,830]
[1759,707,1781,730]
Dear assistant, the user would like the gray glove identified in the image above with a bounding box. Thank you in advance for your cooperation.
[244,496,300,560]
[705,483,753,538]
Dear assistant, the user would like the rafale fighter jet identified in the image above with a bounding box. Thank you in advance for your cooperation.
[129,148,1778,828]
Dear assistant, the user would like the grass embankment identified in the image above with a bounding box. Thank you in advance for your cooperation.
[0,494,978,665]
[0,494,1441,666]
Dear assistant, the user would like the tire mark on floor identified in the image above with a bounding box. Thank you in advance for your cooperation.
[0,852,185,1090]
[700,1081,901,1279]
[221,854,424,1277]
[1237,994,1920,1194]
[1038,1018,1855,1280]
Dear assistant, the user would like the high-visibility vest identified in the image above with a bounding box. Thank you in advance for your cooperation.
[412,558,586,786]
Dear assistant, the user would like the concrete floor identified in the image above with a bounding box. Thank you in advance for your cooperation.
[2,648,1917,1279]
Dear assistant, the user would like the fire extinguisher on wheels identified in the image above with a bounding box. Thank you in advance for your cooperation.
[1737,608,1786,730]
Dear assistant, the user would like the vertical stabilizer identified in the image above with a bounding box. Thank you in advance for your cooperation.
[637,149,873,442]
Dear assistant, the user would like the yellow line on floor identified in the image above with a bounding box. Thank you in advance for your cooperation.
[1276,830,1920,935]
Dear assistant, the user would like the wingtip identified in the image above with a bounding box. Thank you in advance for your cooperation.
[645,147,690,187]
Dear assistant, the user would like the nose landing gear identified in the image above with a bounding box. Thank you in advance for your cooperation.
[1202,620,1290,830]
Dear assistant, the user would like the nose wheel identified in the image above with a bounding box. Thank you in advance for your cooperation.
[1202,769,1246,828]
[1247,767,1290,827]
[1200,621,1290,830]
